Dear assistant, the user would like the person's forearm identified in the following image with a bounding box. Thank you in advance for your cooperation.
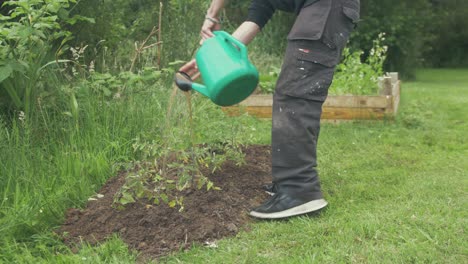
[206,0,225,19]
[232,21,261,45]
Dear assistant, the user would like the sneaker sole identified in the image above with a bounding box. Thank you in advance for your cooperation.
[249,199,328,219]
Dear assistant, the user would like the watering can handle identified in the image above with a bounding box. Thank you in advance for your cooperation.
[214,31,248,59]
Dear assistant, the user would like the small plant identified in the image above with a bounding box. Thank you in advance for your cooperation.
[113,138,246,211]
[330,33,388,95]
[258,66,281,94]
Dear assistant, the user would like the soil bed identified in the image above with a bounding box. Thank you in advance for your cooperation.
[59,145,271,259]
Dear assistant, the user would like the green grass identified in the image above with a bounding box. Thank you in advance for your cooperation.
[0,69,467,263]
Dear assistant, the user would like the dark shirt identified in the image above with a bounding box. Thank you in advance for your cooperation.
[247,0,318,28]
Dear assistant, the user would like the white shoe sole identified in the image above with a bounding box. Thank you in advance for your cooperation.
[249,199,328,219]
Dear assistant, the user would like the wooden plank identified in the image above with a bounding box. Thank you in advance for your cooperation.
[392,80,401,114]
[222,106,272,118]
[388,72,399,93]
[239,95,273,107]
[240,94,391,108]
[223,105,391,120]
[379,76,393,96]
[322,107,387,120]
[323,96,391,108]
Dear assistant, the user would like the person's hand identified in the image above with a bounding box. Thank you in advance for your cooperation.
[178,59,201,81]
[200,17,221,45]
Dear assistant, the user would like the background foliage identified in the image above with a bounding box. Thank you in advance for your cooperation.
[61,0,468,79]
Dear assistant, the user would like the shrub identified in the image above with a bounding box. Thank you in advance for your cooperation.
[0,0,93,115]
[330,33,388,95]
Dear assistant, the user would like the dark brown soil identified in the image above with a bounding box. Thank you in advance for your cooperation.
[59,145,271,258]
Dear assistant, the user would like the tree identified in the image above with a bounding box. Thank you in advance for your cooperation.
[424,0,468,67]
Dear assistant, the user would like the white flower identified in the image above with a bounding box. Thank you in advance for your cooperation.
[89,61,95,73]
[18,111,25,123]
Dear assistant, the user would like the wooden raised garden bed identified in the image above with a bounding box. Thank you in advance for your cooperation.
[222,72,401,121]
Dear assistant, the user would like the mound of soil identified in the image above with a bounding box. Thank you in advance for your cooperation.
[59,145,271,258]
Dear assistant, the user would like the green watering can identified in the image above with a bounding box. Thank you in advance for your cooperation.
[175,31,259,106]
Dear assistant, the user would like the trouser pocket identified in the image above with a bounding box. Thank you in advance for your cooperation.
[321,0,360,50]
[275,40,337,101]
[342,0,360,24]
[288,0,360,51]
[287,0,333,41]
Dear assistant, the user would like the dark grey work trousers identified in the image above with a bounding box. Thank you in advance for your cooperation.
[271,0,359,199]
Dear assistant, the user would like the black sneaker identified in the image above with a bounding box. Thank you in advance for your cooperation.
[249,192,327,219]
[262,183,278,196]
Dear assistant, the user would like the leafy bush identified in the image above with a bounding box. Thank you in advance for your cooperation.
[0,0,93,115]
[66,0,209,72]
[422,0,468,67]
[330,33,388,95]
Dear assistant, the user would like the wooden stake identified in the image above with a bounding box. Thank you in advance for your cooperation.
[157,1,163,69]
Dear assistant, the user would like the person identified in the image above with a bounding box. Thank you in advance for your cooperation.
[179,0,360,219]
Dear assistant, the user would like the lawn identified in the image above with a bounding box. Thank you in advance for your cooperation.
[0,69,466,263]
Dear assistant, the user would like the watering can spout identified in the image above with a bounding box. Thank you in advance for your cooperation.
[191,83,210,97]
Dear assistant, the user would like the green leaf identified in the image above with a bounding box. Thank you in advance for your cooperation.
[0,15,12,21]
[70,93,79,119]
[0,77,22,108]
[153,198,160,205]
[0,65,13,83]
[17,27,34,39]
[67,15,95,25]
[168,200,176,208]
[120,192,135,205]
[102,87,112,97]
[57,8,70,20]
[39,59,72,72]
[207,181,214,191]
[160,193,169,203]
[168,60,185,66]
